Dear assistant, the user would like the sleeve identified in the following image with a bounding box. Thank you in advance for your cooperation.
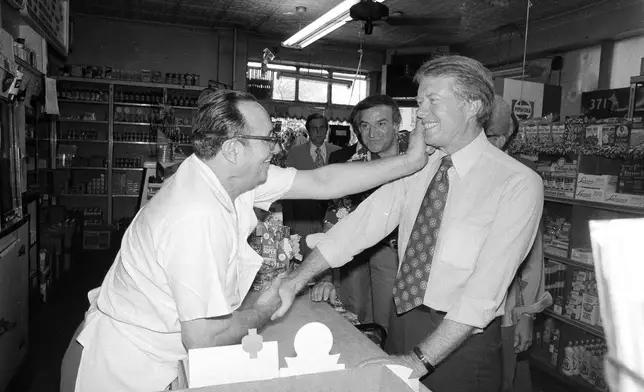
[254,165,297,211]
[518,229,547,310]
[162,214,234,322]
[445,173,544,329]
[311,179,406,268]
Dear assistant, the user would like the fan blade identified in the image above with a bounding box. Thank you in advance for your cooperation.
[385,16,462,27]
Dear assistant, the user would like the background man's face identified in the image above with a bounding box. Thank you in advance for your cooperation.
[357,105,398,155]
[307,118,328,147]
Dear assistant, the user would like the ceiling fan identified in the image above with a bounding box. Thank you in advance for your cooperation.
[348,0,462,35]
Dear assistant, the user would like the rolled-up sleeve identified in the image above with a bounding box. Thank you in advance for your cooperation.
[254,165,297,211]
[445,173,544,329]
[312,180,406,268]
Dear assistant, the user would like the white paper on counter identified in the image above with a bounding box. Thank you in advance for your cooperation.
[589,218,644,392]
[187,341,279,388]
[385,364,419,392]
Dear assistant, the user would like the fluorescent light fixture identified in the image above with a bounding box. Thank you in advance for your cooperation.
[276,71,353,88]
[490,66,526,78]
[282,0,385,49]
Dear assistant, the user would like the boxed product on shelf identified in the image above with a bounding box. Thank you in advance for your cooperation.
[574,187,607,203]
[537,157,578,198]
[576,174,618,190]
[545,259,567,314]
[543,209,571,257]
[538,121,553,146]
[551,122,566,144]
[617,163,644,194]
[603,191,644,208]
[570,247,593,264]
[565,115,594,144]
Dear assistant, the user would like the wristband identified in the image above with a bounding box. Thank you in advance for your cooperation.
[412,346,435,375]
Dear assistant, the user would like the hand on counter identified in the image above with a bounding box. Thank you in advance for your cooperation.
[310,281,337,303]
[271,274,298,321]
[357,354,427,379]
[254,276,283,320]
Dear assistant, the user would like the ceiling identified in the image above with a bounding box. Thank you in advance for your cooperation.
[72,0,608,49]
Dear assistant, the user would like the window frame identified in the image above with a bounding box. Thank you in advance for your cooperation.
[246,61,369,105]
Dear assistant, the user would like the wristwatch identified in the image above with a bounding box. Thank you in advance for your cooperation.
[412,346,436,375]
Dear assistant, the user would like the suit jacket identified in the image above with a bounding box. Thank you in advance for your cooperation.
[283,142,341,255]
[328,144,358,165]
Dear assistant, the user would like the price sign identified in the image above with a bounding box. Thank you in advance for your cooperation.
[581,88,644,119]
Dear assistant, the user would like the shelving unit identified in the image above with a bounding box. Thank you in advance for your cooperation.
[50,76,202,244]
[526,76,644,392]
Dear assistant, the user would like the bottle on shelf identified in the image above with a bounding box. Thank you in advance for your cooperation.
[580,341,593,381]
[561,341,575,376]
[588,347,601,385]
[572,341,582,376]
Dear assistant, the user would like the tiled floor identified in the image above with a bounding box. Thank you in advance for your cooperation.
[7,249,115,392]
[6,247,572,392]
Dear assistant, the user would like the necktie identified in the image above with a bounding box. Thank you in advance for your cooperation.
[314,147,325,168]
[392,155,453,315]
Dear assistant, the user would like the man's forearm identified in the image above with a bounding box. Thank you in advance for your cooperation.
[316,154,422,199]
[288,247,332,293]
[207,307,272,347]
[415,319,475,366]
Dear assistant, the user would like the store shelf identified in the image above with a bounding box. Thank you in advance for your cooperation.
[631,75,644,84]
[114,121,152,126]
[59,119,109,124]
[544,309,604,338]
[113,167,144,171]
[172,106,197,110]
[15,57,43,76]
[58,194,107,198]
[59,99,109,105]
[544,253,594,272]
[56,76,204,91]
[113,141,156,145]
[545,195,644,215]
[530,354,596,392]
[57,139,108,144]
[113,195,140,198]
[114,102,157,107]
[177,125,193,128]
[57,167,107,171]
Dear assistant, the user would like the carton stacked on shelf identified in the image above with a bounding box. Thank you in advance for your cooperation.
[545,260,568,315]
[564,270,602,329]
[543,210,571,258]
[536,158,578,198]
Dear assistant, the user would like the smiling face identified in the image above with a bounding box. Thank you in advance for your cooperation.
[356,105,399,156]
[237,101,278,188]
[416,75,480,153]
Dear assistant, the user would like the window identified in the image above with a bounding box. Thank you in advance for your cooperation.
[332,72,367,106]
[298,68,328,103]
[246,62,369,105]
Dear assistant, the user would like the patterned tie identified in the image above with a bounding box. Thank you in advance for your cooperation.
[392,155,453,315]
[314,147,325,168]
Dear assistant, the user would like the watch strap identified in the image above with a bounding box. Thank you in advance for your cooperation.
[412,346,435,374]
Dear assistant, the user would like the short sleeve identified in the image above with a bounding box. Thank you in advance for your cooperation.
[162,214,234,322]
[254,165,297,211]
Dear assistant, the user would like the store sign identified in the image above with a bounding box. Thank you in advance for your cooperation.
[512,99,535,120]
[581,88,644,119]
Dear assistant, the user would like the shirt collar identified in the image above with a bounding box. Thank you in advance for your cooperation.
[190,155,235,213]
[448,131,489,178]
[310,142,326,156]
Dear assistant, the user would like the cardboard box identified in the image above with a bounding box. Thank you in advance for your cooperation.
[604,192,644,208]
[576,174,617,190]
[178,364,415,392]
[575,187,606,203]
[571,247,593,265]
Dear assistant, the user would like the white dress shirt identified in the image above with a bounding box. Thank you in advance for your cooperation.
[310,142,327,164]
[312,132,544,330]
[74,154,296,392]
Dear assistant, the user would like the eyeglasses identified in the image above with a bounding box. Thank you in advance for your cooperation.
[235,131,285,151]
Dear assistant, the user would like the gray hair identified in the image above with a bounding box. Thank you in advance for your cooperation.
[414,55,495,130]
[192,89,257,159]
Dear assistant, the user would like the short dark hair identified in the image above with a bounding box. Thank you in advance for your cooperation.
[305,113,327,131]
[192,89,257,159]
[414,55,495,130]
[349,95,402,134]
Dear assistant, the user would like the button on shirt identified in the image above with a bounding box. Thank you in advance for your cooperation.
[74,154,296,392]
[312,132,544,330]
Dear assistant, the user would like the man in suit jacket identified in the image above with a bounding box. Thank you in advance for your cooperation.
[284,113,341,256]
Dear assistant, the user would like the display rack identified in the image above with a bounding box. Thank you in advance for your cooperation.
[526,75,644,392]
[45,76,202,246]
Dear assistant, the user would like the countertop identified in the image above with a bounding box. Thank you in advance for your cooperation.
[175,296,429,391]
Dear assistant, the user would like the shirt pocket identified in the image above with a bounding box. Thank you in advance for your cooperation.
[438,221,490,271]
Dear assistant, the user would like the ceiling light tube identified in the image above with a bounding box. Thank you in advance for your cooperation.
[282,0,385,49]
[490,66,526,78]
[276,71,353,88]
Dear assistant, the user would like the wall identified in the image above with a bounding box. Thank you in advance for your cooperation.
[609,35,644,88]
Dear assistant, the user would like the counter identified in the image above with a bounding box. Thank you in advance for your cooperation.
[175,296,429,391]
